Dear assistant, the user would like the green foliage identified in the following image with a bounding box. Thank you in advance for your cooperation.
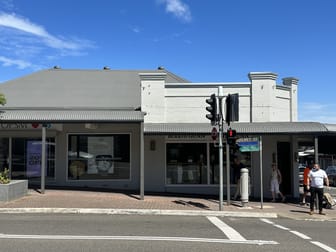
[0,168,10,184]
[0,93,6,106]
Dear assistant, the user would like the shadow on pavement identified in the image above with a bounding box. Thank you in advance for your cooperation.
[172,200,210,210]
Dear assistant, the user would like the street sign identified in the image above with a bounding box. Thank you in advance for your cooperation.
[237,141,260,152]
[211,127,218,140]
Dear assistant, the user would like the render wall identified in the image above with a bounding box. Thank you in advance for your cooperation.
[140,72,298,124]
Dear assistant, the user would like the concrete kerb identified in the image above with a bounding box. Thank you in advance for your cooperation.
[0,208,278,218]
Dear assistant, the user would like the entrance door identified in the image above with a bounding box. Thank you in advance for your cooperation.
[277,142,292,195]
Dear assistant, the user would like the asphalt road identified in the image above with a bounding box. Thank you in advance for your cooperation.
[0,214,335,252]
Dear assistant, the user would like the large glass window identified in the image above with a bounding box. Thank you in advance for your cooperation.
[68,134,130,180]
[166,142,251,185]
[166,143,207,184]
[0,138,9,172]
[11,138,55,179]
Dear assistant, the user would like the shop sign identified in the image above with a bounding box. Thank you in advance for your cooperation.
[166,135,206,140]
[0,123,61,130]
[0,123,29,129]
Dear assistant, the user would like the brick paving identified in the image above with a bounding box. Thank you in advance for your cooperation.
[0,189,335,220]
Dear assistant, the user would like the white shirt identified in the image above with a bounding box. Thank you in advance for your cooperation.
[308,169,327,188]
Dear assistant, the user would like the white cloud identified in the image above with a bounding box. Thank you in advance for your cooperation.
[0,13,93,50]
[0,55,32,69]
[0,12,95,72]
[299,102,336,123]
[131,26,141,33]
[158,0,192,23]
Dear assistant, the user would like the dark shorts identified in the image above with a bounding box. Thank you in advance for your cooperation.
[303,185,309,193]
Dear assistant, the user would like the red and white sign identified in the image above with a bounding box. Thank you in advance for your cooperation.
[211,127,218,140]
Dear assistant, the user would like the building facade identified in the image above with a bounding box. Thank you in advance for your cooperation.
[0,68,331,199]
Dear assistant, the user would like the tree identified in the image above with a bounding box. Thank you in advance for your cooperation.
[0,93,6,105]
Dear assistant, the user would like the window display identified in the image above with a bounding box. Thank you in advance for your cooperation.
[68,134,130,180]
[166,143,207,184]
[166,142,251,185]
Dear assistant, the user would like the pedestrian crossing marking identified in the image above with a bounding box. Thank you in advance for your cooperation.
[207,216,246,241]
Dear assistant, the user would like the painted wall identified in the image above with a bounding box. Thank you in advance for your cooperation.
[140,72,298,124]
[144,136,166,192]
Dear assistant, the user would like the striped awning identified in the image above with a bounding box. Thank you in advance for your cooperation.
[0,109,145,122]
[144,122,330,135]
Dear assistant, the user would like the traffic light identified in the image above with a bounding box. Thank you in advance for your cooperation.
[225,93,239,126]
[206,94,217,125]
[226,128,237,145]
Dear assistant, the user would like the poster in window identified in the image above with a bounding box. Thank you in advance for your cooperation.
[87,136,114,174]
[26,141,47,177]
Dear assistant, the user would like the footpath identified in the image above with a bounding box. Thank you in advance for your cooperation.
[0,189,335,220]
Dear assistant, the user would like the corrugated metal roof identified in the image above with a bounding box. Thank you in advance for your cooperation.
[0,109,144,122]
[0,68,189,109]
[323,124,336,132]
[144,122,329,135]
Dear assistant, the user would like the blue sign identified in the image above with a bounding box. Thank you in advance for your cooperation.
[237,141,260,152]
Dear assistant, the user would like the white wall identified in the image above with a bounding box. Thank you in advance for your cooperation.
[140,72,298,124]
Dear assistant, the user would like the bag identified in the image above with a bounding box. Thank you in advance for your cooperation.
[322,192,336,209]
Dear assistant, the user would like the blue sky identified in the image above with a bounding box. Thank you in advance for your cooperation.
[0,0,335,123]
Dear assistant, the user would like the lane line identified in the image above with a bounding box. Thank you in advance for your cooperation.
[273,224,290,230]
[290,231,311,240]
[0,233,278,245]
[260,218,274,225]
[311,241,336,252]
[207,216,246,241]
[261,219,336,251]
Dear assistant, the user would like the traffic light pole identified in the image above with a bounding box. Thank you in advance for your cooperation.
[218,87,224,211]
[226,140,230,206]
[208,87,236,210]
[218,108,224,210]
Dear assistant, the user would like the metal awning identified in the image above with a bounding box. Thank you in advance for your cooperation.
[144,122,330,135]
[0,109,145,122]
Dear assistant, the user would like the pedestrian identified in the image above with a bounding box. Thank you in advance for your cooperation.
[301,163,312,205]
[270,163,286,202]
[232,156,244,200]
[307,163,329,215]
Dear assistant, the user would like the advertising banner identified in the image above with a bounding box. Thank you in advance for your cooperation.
[26,141,47,177]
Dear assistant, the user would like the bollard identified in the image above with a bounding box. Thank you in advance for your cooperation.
[240,168,249,206]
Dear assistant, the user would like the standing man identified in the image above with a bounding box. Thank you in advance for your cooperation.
[307,163,329,215]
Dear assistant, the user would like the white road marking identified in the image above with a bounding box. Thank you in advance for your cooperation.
[0,233,278,245]
[207,216,246,241]
[273,224,290,230]
[290,231,311,240]
[260,218,274,225]
[261,219,336,251]
[311,241,336,252]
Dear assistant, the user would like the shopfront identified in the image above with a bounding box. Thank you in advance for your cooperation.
[0,112,144,192]
[165,137,251,186]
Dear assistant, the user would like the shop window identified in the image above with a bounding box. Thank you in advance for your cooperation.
[11,138,55,179]
[0,138,9,172]
[166,143,207,184]
[68,134,130,180]
[166,142,251,185]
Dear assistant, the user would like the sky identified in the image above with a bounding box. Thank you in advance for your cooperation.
[0,0,335,123]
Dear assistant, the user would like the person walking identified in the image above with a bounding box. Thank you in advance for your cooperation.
[307,163,329,215]
[270,163,286,202]
[301,163,312,205]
